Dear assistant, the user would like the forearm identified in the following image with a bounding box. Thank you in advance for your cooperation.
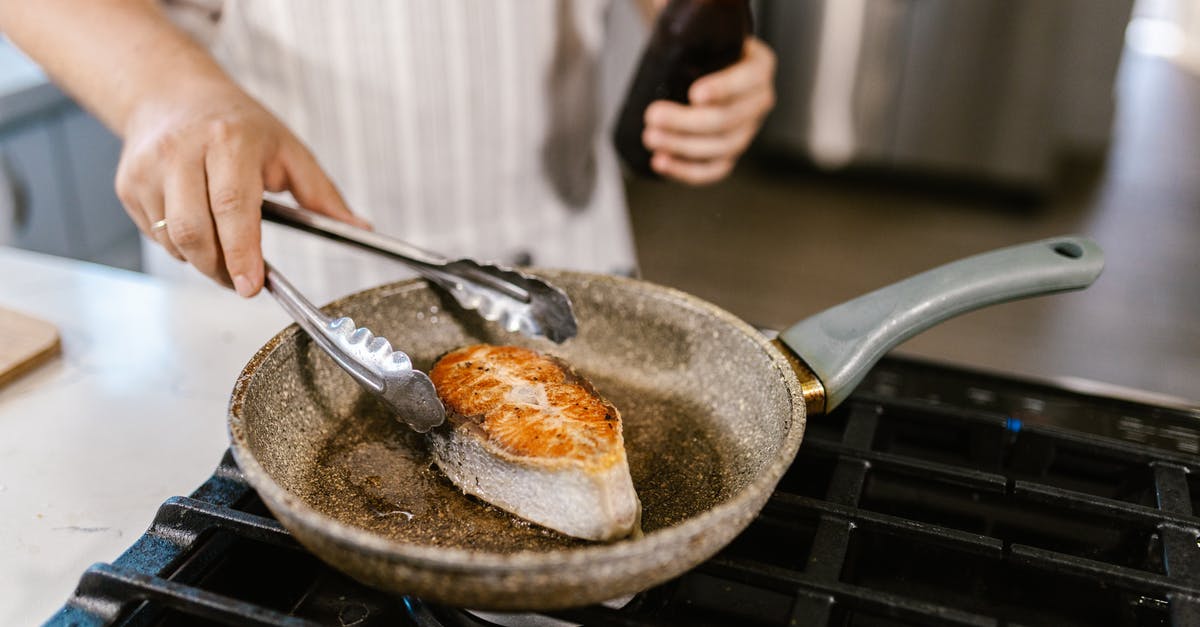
[0,0,239,138]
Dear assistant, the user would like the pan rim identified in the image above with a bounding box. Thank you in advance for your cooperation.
[227,271,807,574]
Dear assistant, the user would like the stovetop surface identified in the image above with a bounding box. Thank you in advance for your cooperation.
[47,356,1200,627]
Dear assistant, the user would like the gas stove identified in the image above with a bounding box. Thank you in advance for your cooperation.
[47,356,1200,626]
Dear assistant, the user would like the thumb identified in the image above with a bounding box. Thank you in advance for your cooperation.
[279,140,372,230]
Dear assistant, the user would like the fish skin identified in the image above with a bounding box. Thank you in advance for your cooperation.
[428,345,640,541]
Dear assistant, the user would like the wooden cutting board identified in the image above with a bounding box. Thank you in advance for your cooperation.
[0,306,60,389]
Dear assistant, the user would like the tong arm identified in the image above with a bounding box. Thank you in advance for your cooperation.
[263,262,445,432]
[261,200,532,304]
[262,200,446,267]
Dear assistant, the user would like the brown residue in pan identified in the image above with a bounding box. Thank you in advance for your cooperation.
[300,373,731,552]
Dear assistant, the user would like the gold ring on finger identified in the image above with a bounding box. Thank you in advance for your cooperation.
[150,218,169,233]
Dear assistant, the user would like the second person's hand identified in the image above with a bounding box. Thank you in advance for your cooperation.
[115,80,369,297]
[641,36,776,185]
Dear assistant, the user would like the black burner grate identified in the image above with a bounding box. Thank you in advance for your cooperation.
[47,357,1200,627]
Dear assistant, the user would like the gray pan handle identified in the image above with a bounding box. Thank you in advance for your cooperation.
[778,236,1104,412]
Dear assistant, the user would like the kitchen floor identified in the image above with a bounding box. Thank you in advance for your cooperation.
[625,49,1200,406]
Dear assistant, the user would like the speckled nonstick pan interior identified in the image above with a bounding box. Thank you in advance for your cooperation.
[228,237,1104,610]
[230,271,805,610]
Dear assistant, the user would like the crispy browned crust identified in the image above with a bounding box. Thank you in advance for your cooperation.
[429,345,623,465]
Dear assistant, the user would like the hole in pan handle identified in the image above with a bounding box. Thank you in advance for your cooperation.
[777,236,1104,413]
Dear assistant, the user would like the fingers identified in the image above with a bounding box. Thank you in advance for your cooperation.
[643,125,756,162]
[117,130,360,297]
[279,141,371,230]
[142,193,186,261]
[206,130,265,297]
[112,84,360,295]
[641,96,765,183]
[650,153,734,186]
[117,164,186,263]
[644,89,772,136]
[641,37,777,185]
[688,38,776,105]
[163,155,227,284]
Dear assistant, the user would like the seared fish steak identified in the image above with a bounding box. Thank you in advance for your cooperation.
[428,344,640,541]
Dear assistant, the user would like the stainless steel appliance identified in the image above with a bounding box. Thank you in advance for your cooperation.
[757,0,1133,191]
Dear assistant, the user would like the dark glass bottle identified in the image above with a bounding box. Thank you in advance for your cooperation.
[613,0,752,178]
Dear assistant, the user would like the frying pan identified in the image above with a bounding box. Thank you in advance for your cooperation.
[228,236,1103,610]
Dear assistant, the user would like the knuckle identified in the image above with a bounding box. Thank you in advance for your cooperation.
[152,130,184,161]
[762,44,778,69]
[114,153,133,182]
[207,117,241,143]
[221,244,258,270]
[115,153,145,194]
[704,82,727,101]
[168,221,207,249]
[209,187,245,217]
[643,102,661,125]
[113,174,137,208]
[263,163,287,191]
[640,128,655,149]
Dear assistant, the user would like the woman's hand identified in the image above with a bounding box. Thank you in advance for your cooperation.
[116,82,368,297]
[0,0,368,297]
[642,37,777,185]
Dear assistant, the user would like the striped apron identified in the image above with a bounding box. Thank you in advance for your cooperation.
[151,0,637,304]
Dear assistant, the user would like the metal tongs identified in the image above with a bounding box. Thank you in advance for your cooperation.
[259,199,578,432]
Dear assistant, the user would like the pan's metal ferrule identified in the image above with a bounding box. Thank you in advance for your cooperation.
[770,338,827,416]
[261,200,578,343]
[263,262,446,432]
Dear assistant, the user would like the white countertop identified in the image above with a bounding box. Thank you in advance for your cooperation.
[0,247,290,626]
